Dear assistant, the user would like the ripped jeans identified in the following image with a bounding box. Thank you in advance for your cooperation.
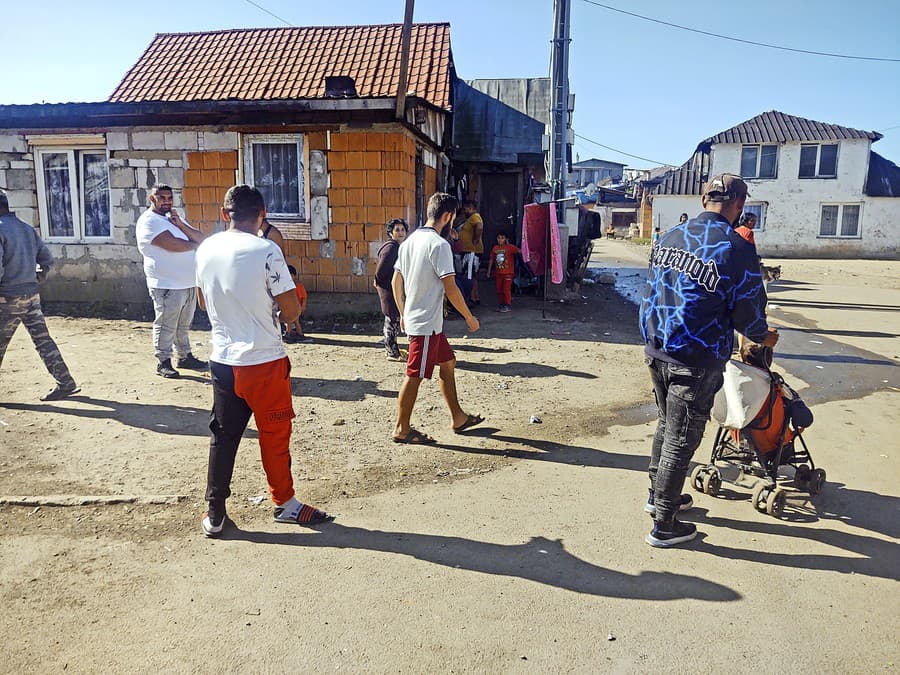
[647,357,724,524]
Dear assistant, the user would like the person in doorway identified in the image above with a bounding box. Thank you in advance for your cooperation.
[374,218,408,359]
[0,190,79,401]
[391,193,483,444]
[196,185,333,537]
[640,174,778,548]
[457,200,484,305]
[487,232,520,313]
[136,184,208,379]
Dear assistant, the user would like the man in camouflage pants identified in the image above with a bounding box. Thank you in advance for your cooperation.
[0,190,79,401]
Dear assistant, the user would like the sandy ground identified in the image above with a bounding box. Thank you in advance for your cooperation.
[1,241,898,673]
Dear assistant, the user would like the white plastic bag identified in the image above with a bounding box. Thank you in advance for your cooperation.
[711,360,772,429]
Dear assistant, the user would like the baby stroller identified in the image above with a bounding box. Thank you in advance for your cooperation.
[512,253,540,296]
[690,350,824,518]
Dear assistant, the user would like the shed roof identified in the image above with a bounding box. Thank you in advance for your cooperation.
[650,150,710,196]
[703,110,881,146]
[109,23,453,109]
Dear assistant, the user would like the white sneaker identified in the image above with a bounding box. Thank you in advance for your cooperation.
[201,512,225,537]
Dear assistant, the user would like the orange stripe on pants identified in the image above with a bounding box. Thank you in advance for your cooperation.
[232,357,296,505]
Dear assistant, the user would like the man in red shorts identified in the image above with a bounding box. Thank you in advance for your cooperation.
[391,192,483,444]
[195,185,333,537]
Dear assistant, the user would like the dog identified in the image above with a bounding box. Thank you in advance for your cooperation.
[761,264,782,282]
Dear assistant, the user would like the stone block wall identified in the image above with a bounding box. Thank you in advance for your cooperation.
[282,130,421,297]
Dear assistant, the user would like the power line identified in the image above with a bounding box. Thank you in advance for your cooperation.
[574,133,674,166]
[580,0,900,63]
[241,0,294,27]
[878,123,900,132]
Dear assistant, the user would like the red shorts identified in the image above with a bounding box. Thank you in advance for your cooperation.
[407,332,455,379]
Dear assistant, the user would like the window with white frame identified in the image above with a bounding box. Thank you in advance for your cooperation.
[741,202,767,231]
[799,143,838,178]
[740,144,778,179]
[243,134,306,219]
[34,148,110,241]
[819,204,861,238]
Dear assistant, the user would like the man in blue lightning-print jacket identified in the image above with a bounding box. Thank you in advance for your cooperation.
[639,173,779,548]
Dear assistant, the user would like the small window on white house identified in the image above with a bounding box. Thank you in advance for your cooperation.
[819,204,861,238]
[799,143,838,178]
[35,148,110,241]
[740,145,778,179]
[741,202,767,231]
[243,134,306,219]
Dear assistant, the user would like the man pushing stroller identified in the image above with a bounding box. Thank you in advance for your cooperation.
[639,174,778,548]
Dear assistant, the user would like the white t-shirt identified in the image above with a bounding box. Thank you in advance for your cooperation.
[195,230,296,366]
[394,226,455,336]
[136,209,196,289]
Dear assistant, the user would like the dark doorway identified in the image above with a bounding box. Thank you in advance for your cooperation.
[612,211,633,235]
[479,173,518,252]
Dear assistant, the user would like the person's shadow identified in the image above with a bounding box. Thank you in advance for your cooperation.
[434,428,648,473]
[0,394,235,437]
[291,377,397,401]
[222,523,740,602]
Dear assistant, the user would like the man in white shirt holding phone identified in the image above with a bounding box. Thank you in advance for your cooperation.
[136,184,208,378]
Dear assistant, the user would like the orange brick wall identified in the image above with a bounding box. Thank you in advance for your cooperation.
[288,130,419,295]
[183,151,239,234]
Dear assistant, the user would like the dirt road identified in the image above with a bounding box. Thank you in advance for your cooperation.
[1,242,897,672]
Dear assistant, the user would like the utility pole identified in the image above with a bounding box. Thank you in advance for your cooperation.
[548,0,572,204]
[395,0,415,120]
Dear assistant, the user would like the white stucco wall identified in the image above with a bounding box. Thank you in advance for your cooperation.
[709,139,898,258]
[650,195,702,233]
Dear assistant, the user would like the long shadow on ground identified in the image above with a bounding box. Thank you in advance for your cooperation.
[221,523,740,602]
[434,427,647,472]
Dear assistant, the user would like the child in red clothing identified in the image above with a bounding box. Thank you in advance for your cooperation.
[487,232,520,313]
[284,265,312,343]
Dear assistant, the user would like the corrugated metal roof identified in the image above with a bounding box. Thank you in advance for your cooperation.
[651,150,709,196]
[109,23,452,109]
[704,110,881,145]
[865,151,900,197]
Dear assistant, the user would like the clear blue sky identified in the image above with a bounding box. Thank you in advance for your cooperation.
[4,0,899,167]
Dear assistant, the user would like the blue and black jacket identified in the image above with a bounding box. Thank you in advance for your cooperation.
[640,211,770,369]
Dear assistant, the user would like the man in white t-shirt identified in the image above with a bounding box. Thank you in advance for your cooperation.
[195,184,334,537]
[391,192,483,444]
[135,184,208,378]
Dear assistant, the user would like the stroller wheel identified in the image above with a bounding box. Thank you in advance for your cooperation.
[808,468,827,496]
[766,488,786,517]
[701,470,721,496]
[689,465,707,492]
[793,464,811,490]
[751,483,768,512]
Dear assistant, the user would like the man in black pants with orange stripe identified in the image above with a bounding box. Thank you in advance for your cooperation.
[195,185,334,537]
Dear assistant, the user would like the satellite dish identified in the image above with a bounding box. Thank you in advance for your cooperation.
[584,182,598,197]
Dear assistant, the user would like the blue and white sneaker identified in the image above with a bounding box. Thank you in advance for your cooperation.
[646,518,697,548]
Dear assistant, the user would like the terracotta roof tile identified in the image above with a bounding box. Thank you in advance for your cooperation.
[110,23,452,109]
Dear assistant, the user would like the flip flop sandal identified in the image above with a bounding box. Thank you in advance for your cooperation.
[392,428,437,444]
[453,414,485,434]
[274,503,335,525]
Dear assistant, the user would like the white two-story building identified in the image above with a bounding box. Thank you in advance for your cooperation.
[644,111,899,259]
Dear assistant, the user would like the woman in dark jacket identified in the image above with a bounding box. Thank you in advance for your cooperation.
[374,218,408,359]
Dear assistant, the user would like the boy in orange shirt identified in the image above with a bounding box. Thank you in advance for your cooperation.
[283,265,312,343]
[487,232,520,313]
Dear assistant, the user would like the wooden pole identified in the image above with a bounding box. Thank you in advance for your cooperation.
[395,0,415,120]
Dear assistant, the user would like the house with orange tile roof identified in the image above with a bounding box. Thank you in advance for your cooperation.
[0,23,454,314]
